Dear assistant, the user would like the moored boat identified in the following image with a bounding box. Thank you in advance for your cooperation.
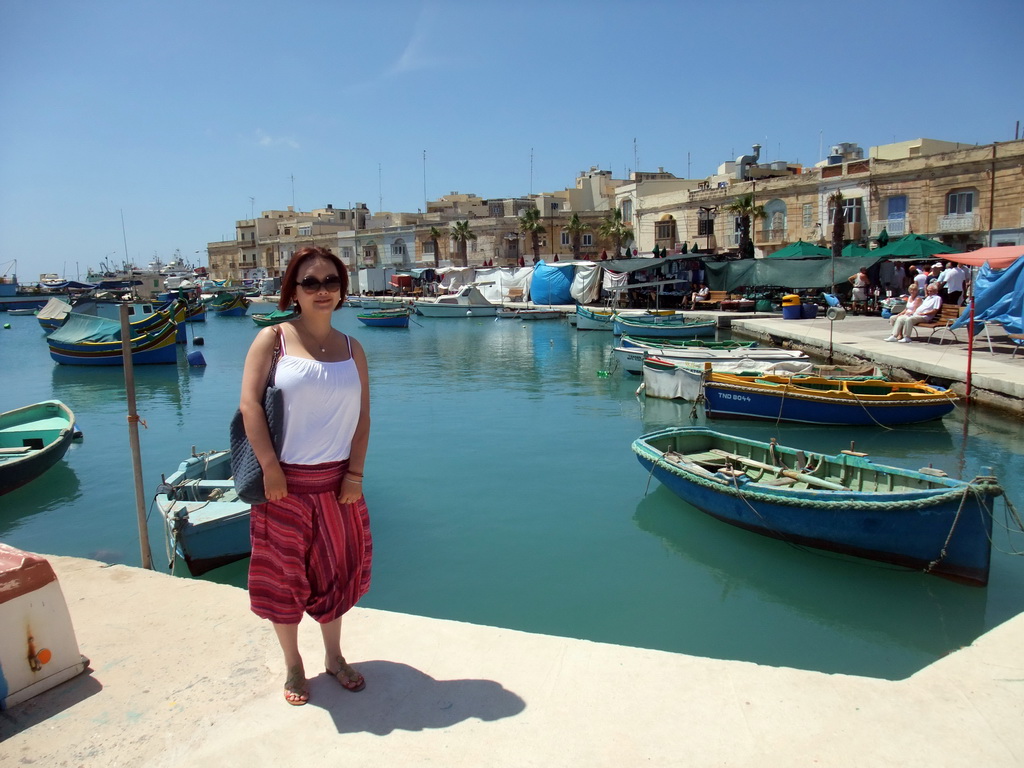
[252,308,298,327]
[414,285,499,317]
[0,400,77,496]
[632,426,1004,585]
[156,449,250,576]
[670,363,956,425]
[614,338,795,375]
[206,291,249,317]
[46,312,178,365]
[356,308,412,327]
[613,314,716,338]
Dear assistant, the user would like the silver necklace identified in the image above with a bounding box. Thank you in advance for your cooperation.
[301,321,332,353]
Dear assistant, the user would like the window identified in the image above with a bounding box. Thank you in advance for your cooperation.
[887,196,907,219]
[423,241,435,255]
[298,226,312,236]
[947,189,974,215]
[829,197,863,224]
[392,239,407,258]
[698,208,716,236]
[582,234,593,246]
[550,202,559,212]
[655,219,676,241]
[802,203,813,228]
[490,204,504,217]
[284,227,291,235]
[561,232,570,246]
[621,199,633,222]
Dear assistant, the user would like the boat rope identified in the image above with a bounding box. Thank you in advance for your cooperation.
[127,414,148,428]
[924,486,971,573]
[988,494,1024,556]
[643,451,1004,511]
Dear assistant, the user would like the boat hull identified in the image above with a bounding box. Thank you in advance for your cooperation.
[414,302,498,317]
[357,308,411,327]
[613,317,716,338]
[47,320,179,365]
[0,401,76,496]
[703,379,956,425]
[632,427,1001,585]
[157,450,251,576]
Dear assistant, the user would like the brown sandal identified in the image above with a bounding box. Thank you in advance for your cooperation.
[284,665,309,706]
[326,656,365,692]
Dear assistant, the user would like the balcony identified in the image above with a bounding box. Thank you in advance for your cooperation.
[757,228,786,245]
[938,213,980,233]
[870,219,908,237]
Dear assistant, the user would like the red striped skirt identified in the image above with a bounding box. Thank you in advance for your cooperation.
[248,461,372,624]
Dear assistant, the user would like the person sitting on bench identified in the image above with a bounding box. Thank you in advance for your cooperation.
[688,283,710,309]
[887,282,941,343]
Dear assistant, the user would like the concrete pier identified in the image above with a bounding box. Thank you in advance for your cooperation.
[2,556,1023,766]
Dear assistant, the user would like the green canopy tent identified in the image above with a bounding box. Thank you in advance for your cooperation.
[871,233,956,259]
[703,254,884,292]
[841,242,872,257]
[766,240,831,258]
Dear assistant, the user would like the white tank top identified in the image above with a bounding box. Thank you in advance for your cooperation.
[273,331,362,465]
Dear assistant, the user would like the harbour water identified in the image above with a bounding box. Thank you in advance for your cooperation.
[2,304,1023,681]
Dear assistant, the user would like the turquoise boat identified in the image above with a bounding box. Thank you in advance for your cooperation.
[0,400,77,496]
[252,308,297,327]
[156,449,250,576]
[613,314,716,338]
[633,426,1005,585]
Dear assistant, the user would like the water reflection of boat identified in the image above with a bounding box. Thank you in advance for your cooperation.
[632,488,989,679]
[50,363,187,412]
[0,460,82,535]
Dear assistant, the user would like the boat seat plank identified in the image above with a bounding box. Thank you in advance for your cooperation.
[709,449,849,490]
[0,446,33,455]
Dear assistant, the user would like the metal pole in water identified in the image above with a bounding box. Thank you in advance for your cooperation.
[120,304,153,569]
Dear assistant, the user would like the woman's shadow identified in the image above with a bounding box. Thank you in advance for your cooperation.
[307,660,525,735]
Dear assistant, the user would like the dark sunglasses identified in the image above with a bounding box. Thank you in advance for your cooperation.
[297,275,343,294]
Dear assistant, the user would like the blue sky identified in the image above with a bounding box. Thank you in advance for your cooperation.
[1,0,1021,280]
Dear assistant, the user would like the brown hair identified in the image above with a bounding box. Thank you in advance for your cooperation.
[279,246,348,311]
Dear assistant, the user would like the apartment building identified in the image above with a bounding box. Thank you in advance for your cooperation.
[618,139,1024,257]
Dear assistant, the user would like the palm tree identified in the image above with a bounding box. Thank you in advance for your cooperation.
[598,208,633,258]
[562,213,590,260]
[724,193,766,258]
[828,190,846,295]
[828,190,846,260]
[518,207,546,262]
[428,226,443,268]
[449,220,476,267]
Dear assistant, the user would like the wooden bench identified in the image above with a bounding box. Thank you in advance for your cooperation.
[694,290,728,310]
[911,304,965,343]
[506,287,524,302]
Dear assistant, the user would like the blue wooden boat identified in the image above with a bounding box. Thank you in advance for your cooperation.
[46,312,178,365]
[632,426,1004,585]
[0,400,77,496]
[206,292,249,317]
[357,308,411,327]
[156,449,251,576]
[613,314,716,338]
[694,367,957,425]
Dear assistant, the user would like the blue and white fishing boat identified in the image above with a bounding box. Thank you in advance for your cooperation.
[632,426,1005,585]
[156,449,251,576]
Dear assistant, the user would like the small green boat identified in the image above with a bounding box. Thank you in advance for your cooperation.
[251,308,297,327]
[0,400,77,496]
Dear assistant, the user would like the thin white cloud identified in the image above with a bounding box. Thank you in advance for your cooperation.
[253,129,299,150]
[386,6,440,76]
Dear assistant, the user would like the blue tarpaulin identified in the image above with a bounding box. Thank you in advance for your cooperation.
[951,256,1024,334]
[529,261,574,305]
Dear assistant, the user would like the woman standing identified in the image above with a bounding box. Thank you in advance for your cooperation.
[239,246,371,706]
[848,267,871,314]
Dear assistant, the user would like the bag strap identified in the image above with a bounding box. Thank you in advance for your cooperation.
[265,327,282,388]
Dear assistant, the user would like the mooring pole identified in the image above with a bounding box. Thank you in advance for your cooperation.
[120,304,153,569]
